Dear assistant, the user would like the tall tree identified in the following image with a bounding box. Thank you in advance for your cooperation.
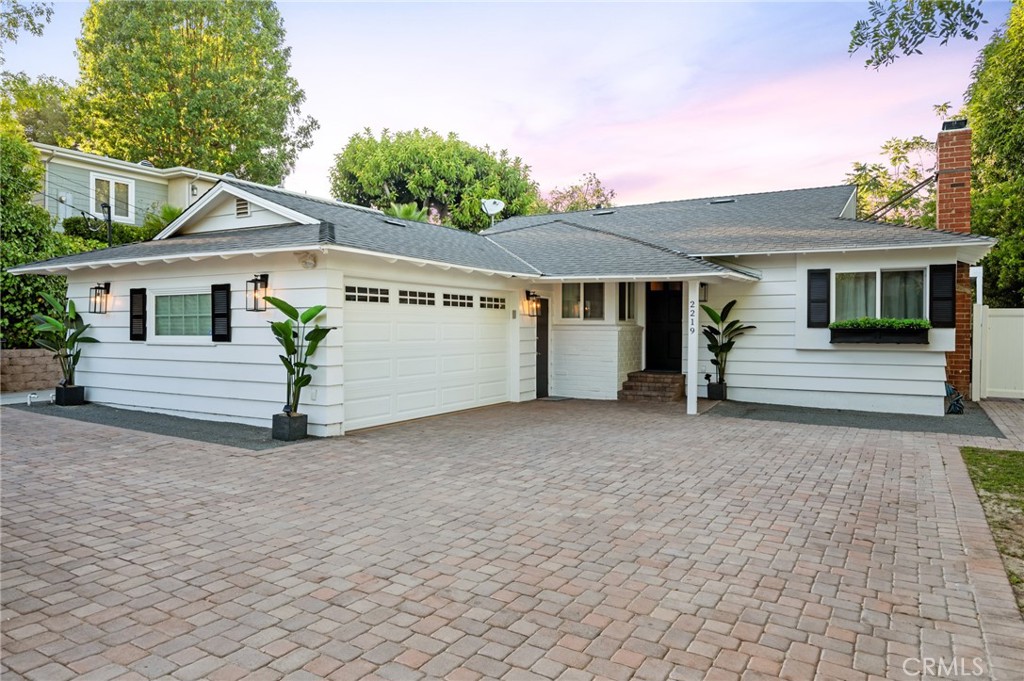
[542,172,616,213]
[850,0,987,68]
[72,0,317,185]
[0,0,52,65]
[0,72,71,144]
[967,0,1024,307]
[330,128,541,232]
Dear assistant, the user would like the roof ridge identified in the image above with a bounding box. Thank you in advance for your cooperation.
[482,235,544,275]
[496,184,857,222]
[555,218,730,274]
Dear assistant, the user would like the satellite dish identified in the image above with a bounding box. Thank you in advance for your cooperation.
[480,198,505,216]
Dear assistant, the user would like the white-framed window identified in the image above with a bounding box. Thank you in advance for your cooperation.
[561,283,604,320]
[154,292,212,336]
[618,282,635,321]
[90,172,135,222]
[834,269,925,321]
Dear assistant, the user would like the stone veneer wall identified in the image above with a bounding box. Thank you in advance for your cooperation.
[0,349,61,392]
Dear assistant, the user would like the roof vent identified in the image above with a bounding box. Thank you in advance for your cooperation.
[235,198,251,218]
[709,198,736,205]
[592,210,615,216]
[941,119,968,131]
[137,160,155,168]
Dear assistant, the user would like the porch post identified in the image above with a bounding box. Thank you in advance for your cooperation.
[686,281,700,415]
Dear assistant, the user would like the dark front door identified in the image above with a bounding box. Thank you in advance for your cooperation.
[536,298,549,398]
[646,282,682,371]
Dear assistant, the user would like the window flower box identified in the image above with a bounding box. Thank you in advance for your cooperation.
[828,318,931,345]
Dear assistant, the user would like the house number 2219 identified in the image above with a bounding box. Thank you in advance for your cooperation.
[689,299,697,335]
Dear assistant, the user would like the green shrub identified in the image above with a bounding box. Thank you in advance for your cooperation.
[1,119,95,348]
[828,317,932,330]
[61,215,162,245]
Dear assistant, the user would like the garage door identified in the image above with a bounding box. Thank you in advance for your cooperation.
[343,282,512,431]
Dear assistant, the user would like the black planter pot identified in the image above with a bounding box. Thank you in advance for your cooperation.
[707,382,727,401]
[830,327,929,344]
[54,385,85,406]
[272,412,308,441]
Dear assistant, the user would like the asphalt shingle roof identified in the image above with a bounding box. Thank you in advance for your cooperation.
[233,182,532,273]
[484,185,993,256]
[12,182,994,276]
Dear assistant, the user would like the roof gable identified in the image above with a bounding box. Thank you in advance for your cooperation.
[155,183,318,239]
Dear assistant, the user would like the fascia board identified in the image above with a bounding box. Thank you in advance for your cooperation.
[693,240,996,258]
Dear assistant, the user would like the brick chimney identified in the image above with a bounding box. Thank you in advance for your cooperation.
[936,120,972,397]
[936,119,971,233]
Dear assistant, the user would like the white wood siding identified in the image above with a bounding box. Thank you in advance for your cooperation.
[70,252,345,436]
[691,253,950,416]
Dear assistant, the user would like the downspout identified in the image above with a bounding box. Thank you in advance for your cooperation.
[42,149,56,217]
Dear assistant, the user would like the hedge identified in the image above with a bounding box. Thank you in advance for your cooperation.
[61,216,162,245]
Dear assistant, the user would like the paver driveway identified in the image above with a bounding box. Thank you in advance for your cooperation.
[3,400,1023,681]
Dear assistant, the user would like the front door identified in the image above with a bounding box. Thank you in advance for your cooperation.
[645,282,682,371]
[536,298,549,398]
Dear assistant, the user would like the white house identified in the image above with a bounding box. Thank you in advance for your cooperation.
[10,123,993,435]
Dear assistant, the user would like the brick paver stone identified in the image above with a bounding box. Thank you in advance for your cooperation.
[3,399,1023,680]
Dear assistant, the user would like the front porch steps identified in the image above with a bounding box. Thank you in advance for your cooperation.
[617,371,686,403]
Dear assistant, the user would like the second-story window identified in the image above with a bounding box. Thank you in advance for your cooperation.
[91,173,135,222]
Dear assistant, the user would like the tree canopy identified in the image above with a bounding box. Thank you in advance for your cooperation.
[330,128,542,232]
[845,134,936,226]
[0,71,71,144]
[72,0,317,186]
[966,0,1024,307]
[850,0,987,68]
[542,172,616,213]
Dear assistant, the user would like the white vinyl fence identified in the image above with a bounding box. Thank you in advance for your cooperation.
[972,305,1024,400]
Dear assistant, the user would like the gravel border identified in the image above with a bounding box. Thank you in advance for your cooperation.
[707,398,1005,437]
[4,402,308,451]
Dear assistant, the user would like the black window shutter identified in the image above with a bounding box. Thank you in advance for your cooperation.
[129,288,146,340]
[807,269,830,328]
[211,284,232,342]
[929,264,957,328]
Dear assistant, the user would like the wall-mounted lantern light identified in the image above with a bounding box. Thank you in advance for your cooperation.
[699,282,709,303]
[246,274,269,311]
[524,290,541,318]
[89,282,110,314]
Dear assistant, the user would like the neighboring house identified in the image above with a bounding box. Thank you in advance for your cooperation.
[32,142,228,228]
[10,123,993,435]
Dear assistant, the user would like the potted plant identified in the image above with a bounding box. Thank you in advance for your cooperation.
[700,299,756,401]
[32,292,99,406]
[264,296,334,440]
[829,317,931,344]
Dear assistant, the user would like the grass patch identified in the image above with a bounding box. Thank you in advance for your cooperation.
[960,446,1024,617]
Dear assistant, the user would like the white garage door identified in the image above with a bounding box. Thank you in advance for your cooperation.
[343,282,512,431]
